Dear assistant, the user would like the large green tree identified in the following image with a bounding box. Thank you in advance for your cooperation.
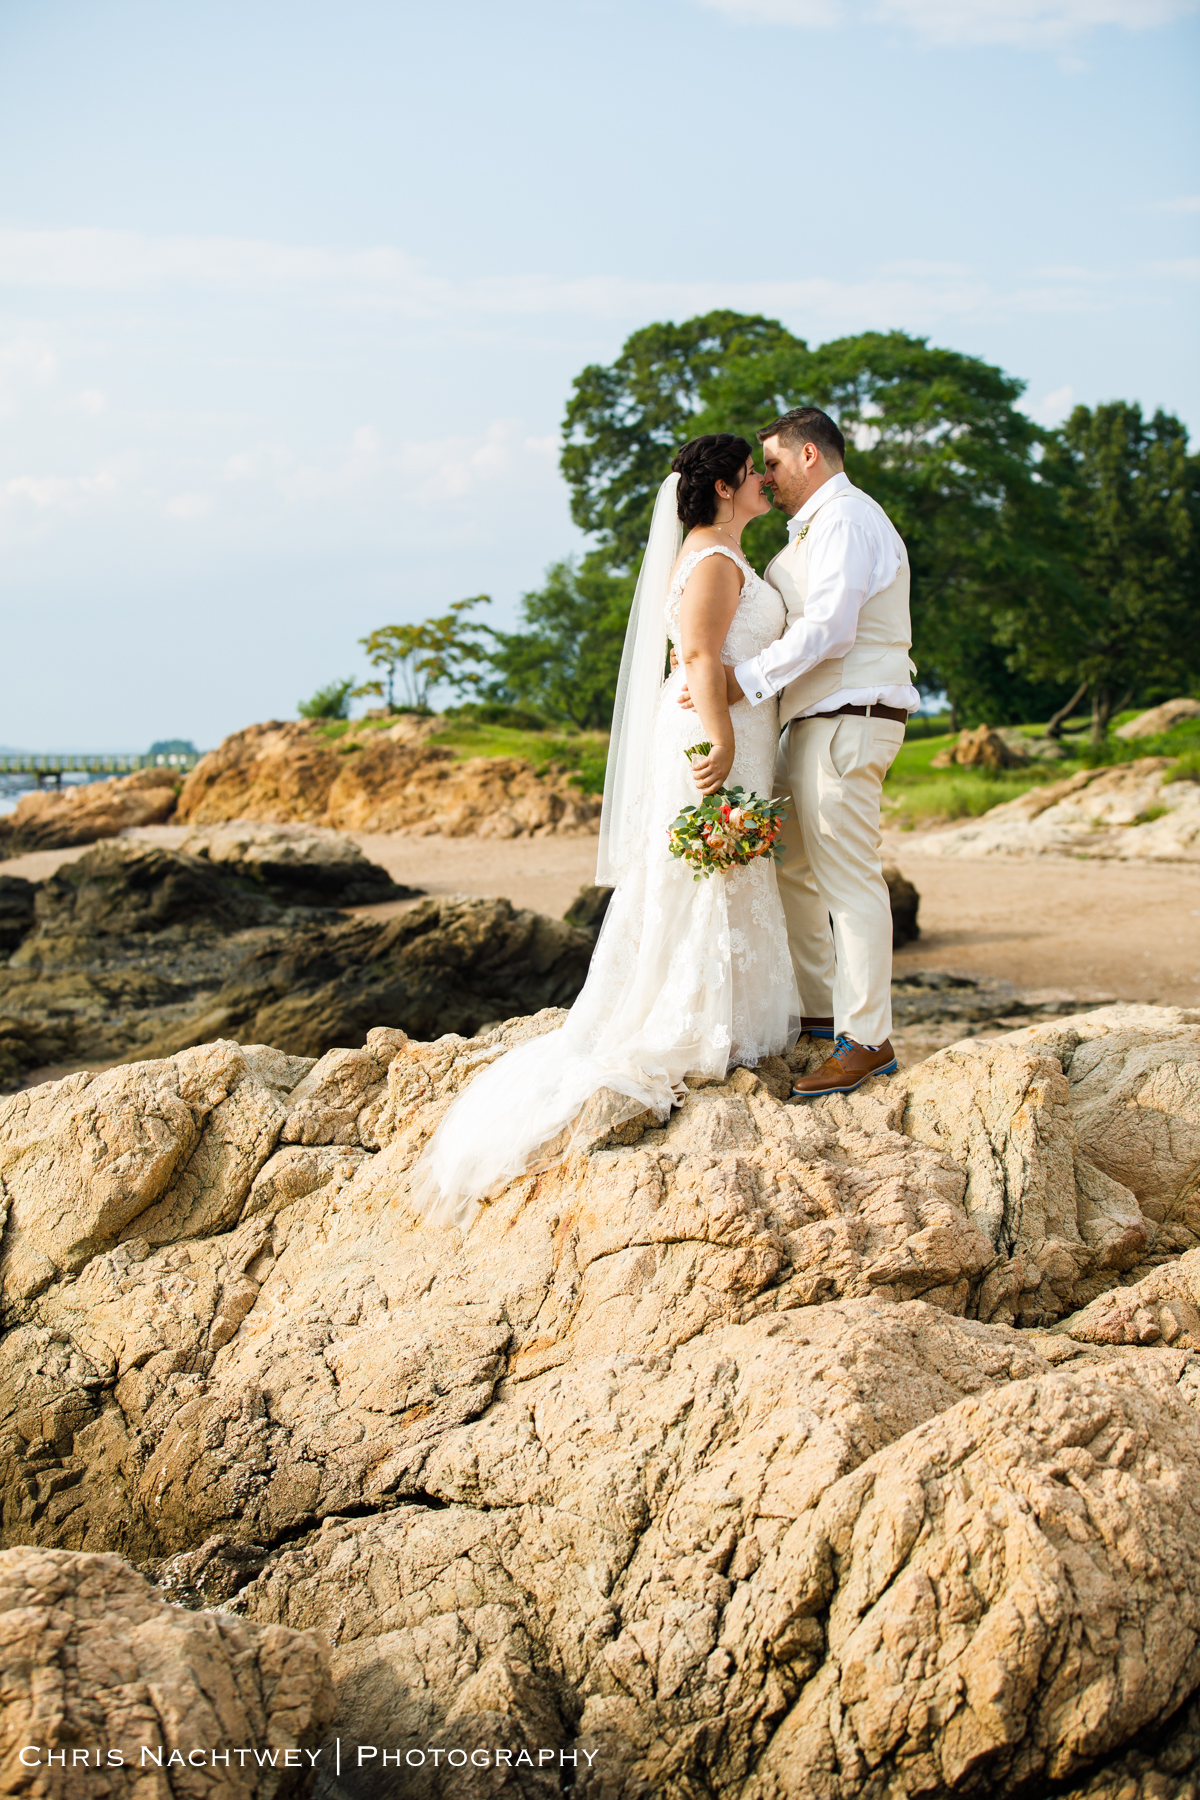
[522,312,799,729]
[476,318,1197,737]
[560,314,1091,725]
[562,310,799,573]
[996,402,1200,742]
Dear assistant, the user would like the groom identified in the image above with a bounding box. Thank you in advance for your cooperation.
[731,406,920,1097]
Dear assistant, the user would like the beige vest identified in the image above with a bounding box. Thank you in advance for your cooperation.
[765,483,916,725]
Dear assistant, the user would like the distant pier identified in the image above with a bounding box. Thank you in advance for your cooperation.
[0,751,200,790]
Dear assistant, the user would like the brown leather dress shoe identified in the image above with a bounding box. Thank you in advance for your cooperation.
[791,1036,898,1097]
[800,1015,835,1039]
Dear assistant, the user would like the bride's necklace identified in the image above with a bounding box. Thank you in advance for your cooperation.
[713,522,744,555]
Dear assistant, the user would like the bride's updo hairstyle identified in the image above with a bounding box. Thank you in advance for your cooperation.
[671,434,754,531]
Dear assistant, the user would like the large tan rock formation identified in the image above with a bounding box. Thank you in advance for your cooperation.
[175,720,602,838]
[0,1005,1197,1794]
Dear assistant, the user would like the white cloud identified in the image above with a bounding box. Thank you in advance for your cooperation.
[0,227,1181,334]
[696,0,1198,43]
[224,442,292,482]
[0,227,1162,331]
[250,420,555,511]
[0,336,60,417]
[0,227,422,298]
[275,426,385,502]
[164,491,212,519]
[1024,382,1076,424]
[0,337,58,381]
[2,468,117,511]
[876,0,1197,45]
[0,415,558,546]
[700,0,844,22]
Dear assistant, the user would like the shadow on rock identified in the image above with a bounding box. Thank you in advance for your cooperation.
[0,839,593,1088]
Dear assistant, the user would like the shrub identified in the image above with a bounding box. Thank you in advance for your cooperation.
[1163,753,1200,786]
[299,678,355,721]
[443,701,551,731]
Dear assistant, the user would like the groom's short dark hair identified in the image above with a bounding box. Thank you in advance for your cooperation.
[758,406,846,465]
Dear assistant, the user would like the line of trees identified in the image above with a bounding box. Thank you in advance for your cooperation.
[309,313,1200,740]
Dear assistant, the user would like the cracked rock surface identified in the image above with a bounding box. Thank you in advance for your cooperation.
[0,1545,333,1797]
[0,1003,1198,1796]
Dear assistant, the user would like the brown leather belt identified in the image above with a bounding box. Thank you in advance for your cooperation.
[801,702,909,725]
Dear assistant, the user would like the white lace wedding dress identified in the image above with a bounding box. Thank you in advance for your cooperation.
[410,540,798,1231]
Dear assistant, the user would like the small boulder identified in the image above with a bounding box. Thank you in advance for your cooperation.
[884,865,920,945]
[930,724,1030,770]
[1056,1247,1200,1348]
[18,838,277,948]
[563,883,614,936]
[178,820,421,908]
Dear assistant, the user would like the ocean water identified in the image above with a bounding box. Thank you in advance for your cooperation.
[0,767,119,817]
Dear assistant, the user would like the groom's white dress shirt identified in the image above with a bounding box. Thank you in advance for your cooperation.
[734,471,922,717]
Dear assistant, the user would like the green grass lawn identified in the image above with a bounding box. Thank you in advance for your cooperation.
[313,705,1199,821]
[883,711,1200,827]
[312,711,610,793]
[426,718,610,793]
[882,735,1070,827]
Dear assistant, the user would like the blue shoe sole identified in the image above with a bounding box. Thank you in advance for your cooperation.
[791,1059,898,1098]
[807,1028,835,1040]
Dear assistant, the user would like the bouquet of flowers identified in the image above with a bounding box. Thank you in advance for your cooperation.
[667,744,789,879]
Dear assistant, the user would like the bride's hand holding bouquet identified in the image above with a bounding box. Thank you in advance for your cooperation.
[687,733,735,795]
[669,744,789,879]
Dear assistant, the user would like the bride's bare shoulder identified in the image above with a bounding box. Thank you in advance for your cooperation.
[670,528,746,587]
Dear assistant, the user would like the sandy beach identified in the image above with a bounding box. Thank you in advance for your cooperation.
[883,843,1200,1010]
[7,827,1200,1015]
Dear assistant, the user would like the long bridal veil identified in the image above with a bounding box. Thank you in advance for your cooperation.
[408,471,748,1233]
[596,472,682,883]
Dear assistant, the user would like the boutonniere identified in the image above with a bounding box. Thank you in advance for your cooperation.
[794,522,810,542]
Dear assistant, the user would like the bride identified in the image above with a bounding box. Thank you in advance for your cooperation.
[411,433,799,1229]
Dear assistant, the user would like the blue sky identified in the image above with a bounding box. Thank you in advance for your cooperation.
[1,0,1197,749]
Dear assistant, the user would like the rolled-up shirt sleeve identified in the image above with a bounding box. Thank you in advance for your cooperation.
[735,517,881,706]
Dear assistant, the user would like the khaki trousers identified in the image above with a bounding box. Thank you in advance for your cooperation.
[773,713,905,1047]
